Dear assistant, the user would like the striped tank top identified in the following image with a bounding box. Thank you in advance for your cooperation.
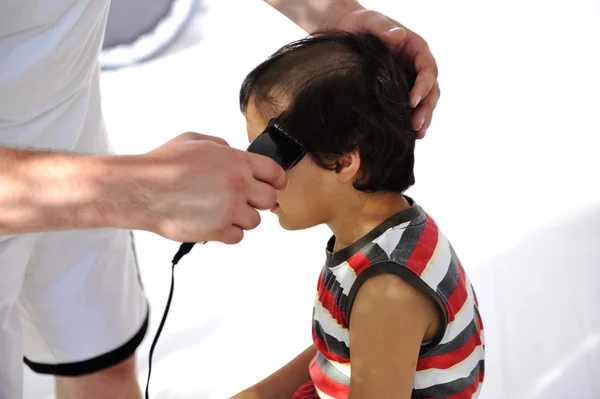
[308,198,485,398]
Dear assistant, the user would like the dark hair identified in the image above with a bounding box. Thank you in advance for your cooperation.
[240,30,417,193]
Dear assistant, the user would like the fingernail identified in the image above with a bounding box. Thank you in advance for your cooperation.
[387,26,402,33]
[414,96,422,107]
[419,116,426,130]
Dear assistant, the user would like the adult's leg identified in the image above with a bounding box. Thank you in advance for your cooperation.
[19,228,148,399]
[55,354,141,399]
[0,234,38,399]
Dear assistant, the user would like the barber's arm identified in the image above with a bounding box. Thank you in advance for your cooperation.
[263,0,363,33]
[263,0,440,138]
[0,133,285,244]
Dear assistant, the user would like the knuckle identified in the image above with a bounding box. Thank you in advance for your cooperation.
[260,184,278,208]
[418,35,430,49]
[241,151,255,167]
[365,9,379,19]
[179,131,204,141]
[223,173,250,193]
[217,137,229,146]
[268,161,286,184]
[269,159,281,176]
[426,68,438,82]
[208,135,229,146]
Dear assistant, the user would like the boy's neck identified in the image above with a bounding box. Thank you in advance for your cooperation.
[327,192,411,253]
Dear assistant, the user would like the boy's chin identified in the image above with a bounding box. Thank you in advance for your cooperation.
[277,215,316,231]
[278,220,303,231]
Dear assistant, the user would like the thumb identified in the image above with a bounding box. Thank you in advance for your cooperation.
[380,18,407,45]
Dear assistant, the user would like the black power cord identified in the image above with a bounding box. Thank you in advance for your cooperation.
[142,120,298,397]
[144,242,196,399]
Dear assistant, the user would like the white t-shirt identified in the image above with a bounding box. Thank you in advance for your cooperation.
[0,0,111,153]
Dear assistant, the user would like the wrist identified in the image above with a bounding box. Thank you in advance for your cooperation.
[90,154,157,232]
[316,0,363,31]
[268,0,363,34]
[39,153,135,231]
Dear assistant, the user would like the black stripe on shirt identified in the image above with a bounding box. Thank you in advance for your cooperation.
[315,351,351,386]
[313,319,350,360]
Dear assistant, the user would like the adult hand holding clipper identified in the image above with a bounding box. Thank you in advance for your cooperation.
[176,119,305,253]
[134,132,287,244]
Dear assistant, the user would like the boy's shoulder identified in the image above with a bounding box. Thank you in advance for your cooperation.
[360,200,466,301]
[375,201,449,271]
[345,197,446,267]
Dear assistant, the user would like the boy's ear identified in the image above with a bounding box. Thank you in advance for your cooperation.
[334,150,361,184]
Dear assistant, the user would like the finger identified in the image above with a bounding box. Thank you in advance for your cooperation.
[246,180,278,211]
[410,49,438,108]
[383,16,410,44]
[233,204,262,231]
[246,153,288,190]
[214,226,244,245]
[412,81,440,136]
[360,11,407,45]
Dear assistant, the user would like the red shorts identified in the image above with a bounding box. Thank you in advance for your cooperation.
[291,381,319,399]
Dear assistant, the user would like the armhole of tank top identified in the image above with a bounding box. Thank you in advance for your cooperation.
[345,261,448,350]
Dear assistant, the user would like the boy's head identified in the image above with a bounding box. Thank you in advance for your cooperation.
[240,31,417,230]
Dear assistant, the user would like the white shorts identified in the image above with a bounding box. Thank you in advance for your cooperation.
[0,228,148,399]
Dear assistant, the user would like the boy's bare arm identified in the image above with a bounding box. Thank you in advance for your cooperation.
[348,272,440,399]
[231,345,316,399]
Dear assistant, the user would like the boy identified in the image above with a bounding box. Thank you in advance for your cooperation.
[235,31,484,399]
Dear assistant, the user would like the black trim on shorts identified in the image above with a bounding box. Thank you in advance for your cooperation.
[23,309,149,377]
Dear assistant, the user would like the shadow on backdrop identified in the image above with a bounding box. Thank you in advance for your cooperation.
[471,204,600,399]
[101,0,205,70]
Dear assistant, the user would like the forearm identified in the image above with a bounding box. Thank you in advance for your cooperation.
[0,147,149,234]
[264,0,361,33]
[245,345,316,399]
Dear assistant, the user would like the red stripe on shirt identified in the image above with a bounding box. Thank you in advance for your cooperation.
[317,271,344,324]
[405,216,439,276]
[346,251,372,276]
[417,333,482,371]
[310,356,350,399]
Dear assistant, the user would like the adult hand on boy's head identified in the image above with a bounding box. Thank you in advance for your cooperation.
[333,6,440,139]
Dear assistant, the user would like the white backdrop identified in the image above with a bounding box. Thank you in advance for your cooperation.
[24,0,600,398]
